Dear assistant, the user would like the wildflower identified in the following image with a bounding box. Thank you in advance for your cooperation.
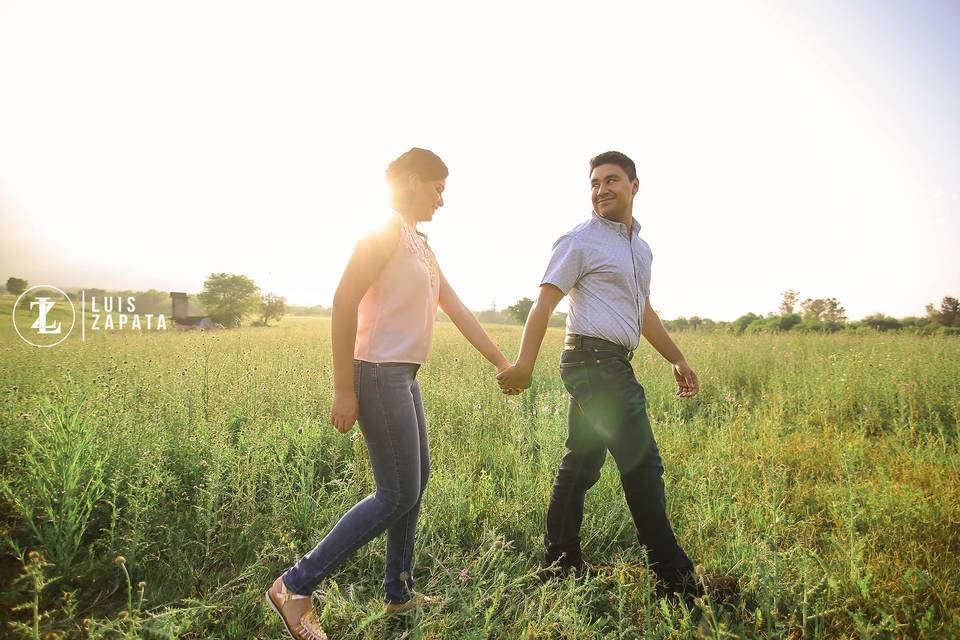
[137,581,146,590]
[82,619,93,629]
[114,555,126,567]
[118,610,129,621]
[27,550,41,564]
[458,567,469,584]
[297,426,304,434]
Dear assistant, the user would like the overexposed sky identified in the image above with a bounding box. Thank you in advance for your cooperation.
[1,0,957,320]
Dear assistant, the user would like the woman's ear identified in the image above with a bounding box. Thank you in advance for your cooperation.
[407,172,422,192]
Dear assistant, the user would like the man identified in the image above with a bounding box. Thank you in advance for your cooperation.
[496,151,735,600]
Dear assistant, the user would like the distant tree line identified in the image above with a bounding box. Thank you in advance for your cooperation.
[662,290,960,337]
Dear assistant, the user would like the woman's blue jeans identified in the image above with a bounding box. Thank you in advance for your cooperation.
[282,360,430,604]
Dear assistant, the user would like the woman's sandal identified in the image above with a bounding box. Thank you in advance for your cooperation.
[265,578,328,640]
[384,591,442,615]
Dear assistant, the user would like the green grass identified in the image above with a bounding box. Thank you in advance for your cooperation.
[0,307,958,638]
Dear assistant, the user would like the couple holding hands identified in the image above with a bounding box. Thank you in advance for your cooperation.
[266,148,736,640]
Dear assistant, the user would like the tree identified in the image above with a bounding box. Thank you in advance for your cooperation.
[196,273,261,328]
[505,297,535,324]
[779,289,799,315]
[5,277,28,295]
[548,312,567,328]
[746,313,801,334]
[822,298,847,324]
[800,297,846,324]
[731,312,761,335]
[800,298,826,321]
[861,313,902,332]
[929,296,960,327]
[259,293,287,326]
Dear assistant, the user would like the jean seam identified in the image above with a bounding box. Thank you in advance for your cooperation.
[375,362,406,600]
[553,366,595,562]
[397,372,414,590]
[402,376,427,598]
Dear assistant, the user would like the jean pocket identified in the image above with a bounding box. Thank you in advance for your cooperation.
[559,349,590,369]
[560,364,592,401]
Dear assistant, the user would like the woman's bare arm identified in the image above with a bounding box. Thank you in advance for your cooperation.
[438,269,511,373]
[329,219,400,431]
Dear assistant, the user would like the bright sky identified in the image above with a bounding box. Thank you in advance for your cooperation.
[1,0,957,321]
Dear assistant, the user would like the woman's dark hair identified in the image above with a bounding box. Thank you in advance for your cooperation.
[589,150,637,182]
[386,148,449,197]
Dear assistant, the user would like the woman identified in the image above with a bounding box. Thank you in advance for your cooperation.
[266,148,517,640]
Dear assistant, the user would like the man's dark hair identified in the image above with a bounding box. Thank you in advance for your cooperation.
[589,151,636,182]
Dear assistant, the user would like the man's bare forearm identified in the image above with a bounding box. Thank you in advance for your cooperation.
[641,304,686,364]
[515,301,552,372]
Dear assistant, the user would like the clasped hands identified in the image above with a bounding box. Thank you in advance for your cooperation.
[495,361,532,395]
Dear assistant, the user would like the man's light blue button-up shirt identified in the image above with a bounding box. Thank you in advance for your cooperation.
[541,211,652,350]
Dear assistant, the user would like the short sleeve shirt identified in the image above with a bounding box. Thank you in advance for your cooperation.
[540,211,652,350]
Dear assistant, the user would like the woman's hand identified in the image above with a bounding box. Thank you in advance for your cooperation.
[496,361,524,396]
[331,391,359,433]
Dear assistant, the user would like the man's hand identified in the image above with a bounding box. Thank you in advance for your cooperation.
[497,363,533,391]
[672,360,699,398]
[331,391,359,433]
[495,362,523,395]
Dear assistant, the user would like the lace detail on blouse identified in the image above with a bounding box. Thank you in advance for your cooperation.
[397,217,439,291]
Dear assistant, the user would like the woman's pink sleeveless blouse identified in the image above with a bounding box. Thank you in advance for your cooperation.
[354,214,441,364]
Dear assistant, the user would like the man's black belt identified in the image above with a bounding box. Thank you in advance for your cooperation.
[563,333,634,361]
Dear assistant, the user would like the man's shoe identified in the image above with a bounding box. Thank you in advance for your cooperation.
[694,565,739,603]
[655,565,739,604]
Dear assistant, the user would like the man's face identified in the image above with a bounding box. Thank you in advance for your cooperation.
[590,163,638,218]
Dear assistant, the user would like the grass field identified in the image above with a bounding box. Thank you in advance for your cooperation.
[1,302,958,638]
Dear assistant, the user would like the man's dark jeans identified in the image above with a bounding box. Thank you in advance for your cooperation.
[545,344,694,588]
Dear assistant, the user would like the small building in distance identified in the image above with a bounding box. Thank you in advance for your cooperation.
[170,292,217,331]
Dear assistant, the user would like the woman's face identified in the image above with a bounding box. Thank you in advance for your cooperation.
[406,175,446,222]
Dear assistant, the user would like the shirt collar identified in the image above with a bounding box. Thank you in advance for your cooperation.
[591,210,641,237]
